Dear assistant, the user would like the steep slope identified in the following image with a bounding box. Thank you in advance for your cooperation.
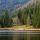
[0,0,30,17]
[15,0,38,10]
[0,0,30,11]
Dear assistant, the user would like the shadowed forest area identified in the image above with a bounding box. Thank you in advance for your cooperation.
[0,0,40,29]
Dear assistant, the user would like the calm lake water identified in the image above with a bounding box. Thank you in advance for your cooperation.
[0,30,40,40]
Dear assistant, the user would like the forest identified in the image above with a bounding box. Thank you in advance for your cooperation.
[0,0,40,28]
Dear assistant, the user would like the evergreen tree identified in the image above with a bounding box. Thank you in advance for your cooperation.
[1,10,13,28]
[32,2,40,28]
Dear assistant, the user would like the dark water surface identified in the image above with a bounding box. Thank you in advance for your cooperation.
[0,30,40,40]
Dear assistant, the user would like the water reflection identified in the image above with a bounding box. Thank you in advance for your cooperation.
[0,30,40,40]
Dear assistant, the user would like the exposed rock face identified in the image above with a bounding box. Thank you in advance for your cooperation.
[12,16,22,25]
[16,0,40,11]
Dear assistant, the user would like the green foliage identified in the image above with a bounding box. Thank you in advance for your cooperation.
[17,1,40,28]
[18,9,22,20]
[32,2,40,28]
[12,10,18,18]
[18,8,29,24]
[0,10,13,28]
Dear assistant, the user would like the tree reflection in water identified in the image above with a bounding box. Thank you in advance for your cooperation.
[0,30,40,40]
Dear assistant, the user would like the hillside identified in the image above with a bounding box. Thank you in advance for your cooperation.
[16,0,40,10]
[0,0,40,28]
[0,0,30,17]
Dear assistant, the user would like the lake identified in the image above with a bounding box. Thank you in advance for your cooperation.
[0,29,40,40]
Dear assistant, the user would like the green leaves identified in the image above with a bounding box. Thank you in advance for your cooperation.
[0,10,13,28]
[11,1,40,28]
[17,8,29,24]
[32,2,40,28]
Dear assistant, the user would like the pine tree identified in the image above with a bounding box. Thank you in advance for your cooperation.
[32,2,40,28]
[1,10,13,28]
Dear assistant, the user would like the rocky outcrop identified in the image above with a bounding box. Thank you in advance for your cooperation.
[12,16,23,25]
